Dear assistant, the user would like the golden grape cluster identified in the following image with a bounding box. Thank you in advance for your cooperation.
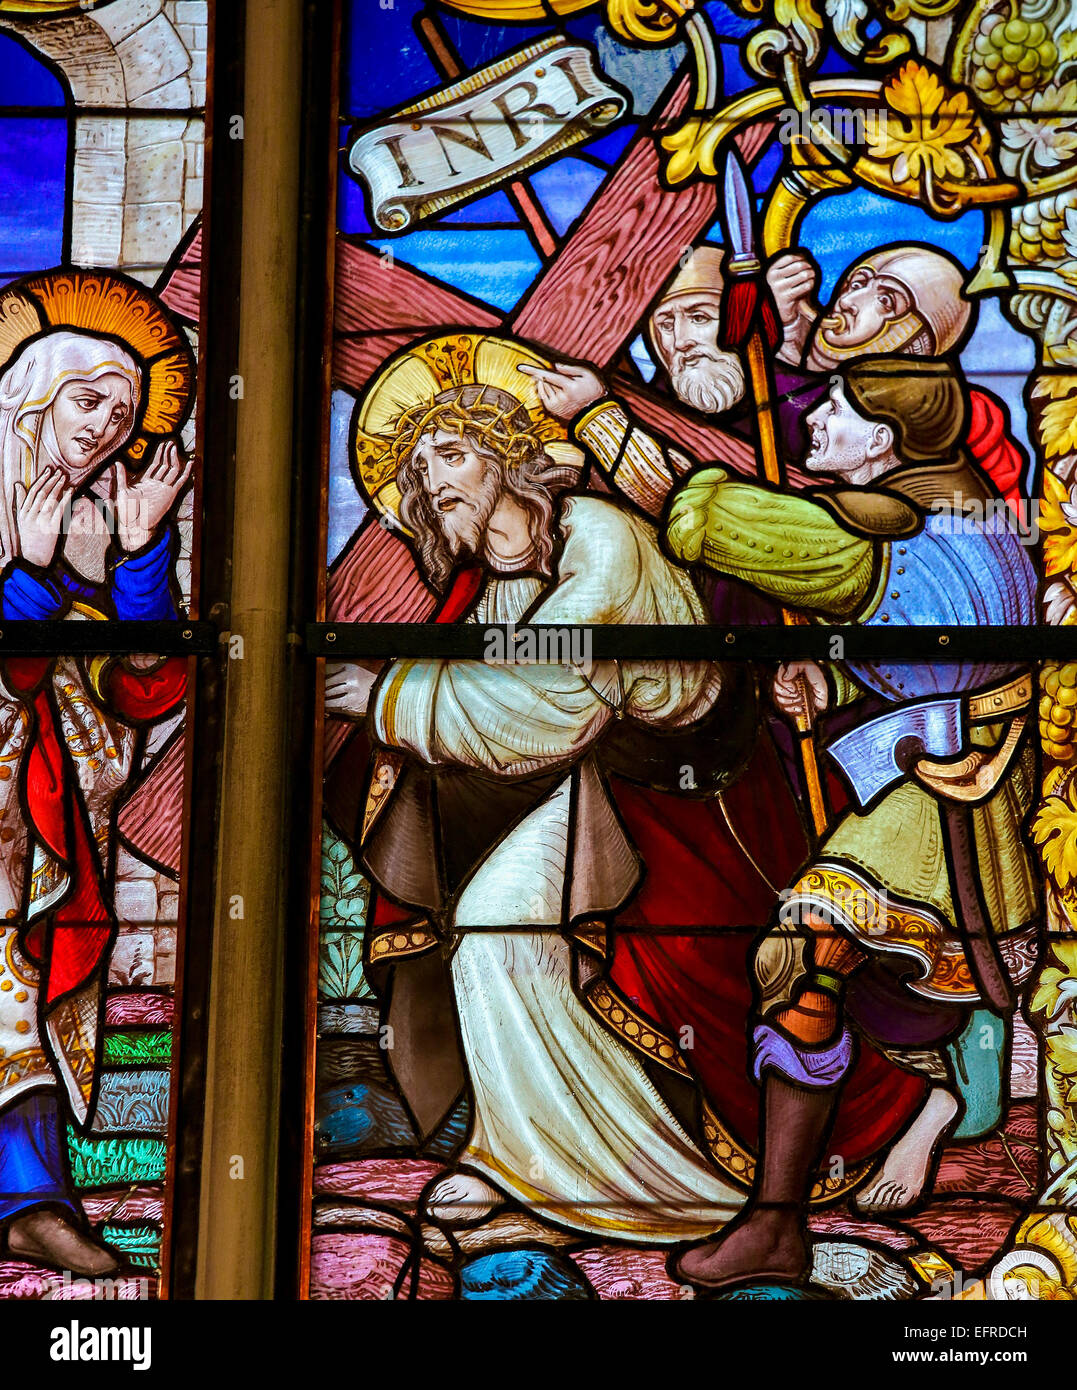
[1010,193,1073,264]
[1042,662,1077,761]
[972,14,1058,105]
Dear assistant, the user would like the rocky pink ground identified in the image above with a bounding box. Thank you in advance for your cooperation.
[307,1102,1042,1299]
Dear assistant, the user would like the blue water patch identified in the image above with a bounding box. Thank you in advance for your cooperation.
[328,388,367,566]
[370,227,541,311]
[0,34,65,107]
[0,117,66,273]
[315,1080,416,1155]
[799,188,985,300]
[460,1250,595,1301]
[421,1098,469,1160]
[530,157,606,236]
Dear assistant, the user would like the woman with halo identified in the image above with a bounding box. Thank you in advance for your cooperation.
[0,313,191,1277]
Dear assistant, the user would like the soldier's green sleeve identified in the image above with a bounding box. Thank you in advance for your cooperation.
[667,470,878,620]
[827,663,866,708]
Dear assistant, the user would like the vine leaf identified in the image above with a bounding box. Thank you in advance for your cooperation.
[866,61,975,182]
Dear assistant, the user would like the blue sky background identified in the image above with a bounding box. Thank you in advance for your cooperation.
[0,36,67,282]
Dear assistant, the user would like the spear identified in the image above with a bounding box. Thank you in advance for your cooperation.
[719,149,829,838]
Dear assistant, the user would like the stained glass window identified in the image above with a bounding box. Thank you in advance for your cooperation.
[303,0,1077,1306]
[0,0,209,1299]
[5,0,1077,1326]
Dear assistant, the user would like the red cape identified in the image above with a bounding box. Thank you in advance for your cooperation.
[968,388,1025,511]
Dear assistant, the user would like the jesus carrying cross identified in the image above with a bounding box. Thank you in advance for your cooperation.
[328,343,754,1236]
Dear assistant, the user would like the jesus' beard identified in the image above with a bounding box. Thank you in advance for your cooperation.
[668,350,746,415]
[435,462,503,559]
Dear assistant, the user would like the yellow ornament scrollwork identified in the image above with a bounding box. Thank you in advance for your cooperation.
[606,0,694,43]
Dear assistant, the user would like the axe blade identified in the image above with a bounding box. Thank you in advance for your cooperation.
[827,698,965,808]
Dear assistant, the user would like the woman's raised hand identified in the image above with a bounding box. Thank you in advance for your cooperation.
[14,466,74,568]
[114,440,193,552]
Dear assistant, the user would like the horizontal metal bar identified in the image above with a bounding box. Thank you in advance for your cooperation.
[0,621,217,656]
[307,622,1064,663]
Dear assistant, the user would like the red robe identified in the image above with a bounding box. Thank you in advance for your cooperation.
[608,755,925,1170]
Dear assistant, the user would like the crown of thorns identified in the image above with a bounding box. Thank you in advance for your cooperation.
[387,385,551,472]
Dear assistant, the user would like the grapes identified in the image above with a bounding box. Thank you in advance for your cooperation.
[1011,193,1076,264]
[970,8,1057,106]
[1041,664,1077,762]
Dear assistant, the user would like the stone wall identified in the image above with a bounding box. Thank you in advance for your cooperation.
[0,0,207,285]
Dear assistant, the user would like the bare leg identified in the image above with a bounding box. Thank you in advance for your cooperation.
[854,1086,959,1215]
[425,1170,505,1226]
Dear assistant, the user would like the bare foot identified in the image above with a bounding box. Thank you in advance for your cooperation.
[7,1209,119,1277]
[425,1171,505,1226]
[854,1087,960,1215]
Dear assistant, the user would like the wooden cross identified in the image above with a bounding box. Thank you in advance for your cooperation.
[328,69,776,634]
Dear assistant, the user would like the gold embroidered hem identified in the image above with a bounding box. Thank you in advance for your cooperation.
[585,979,692,1077]
[783,862,974,1000]
[586,972,867,1203]
[700,1099,869,1203]
[462,1148,709,1237]
[368,924,439,964]
[0,1048,51,1096]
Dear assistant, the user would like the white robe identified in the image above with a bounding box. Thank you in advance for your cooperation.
[371,497,742,1241]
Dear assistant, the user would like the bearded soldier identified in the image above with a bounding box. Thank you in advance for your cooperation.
[521,246,820,519]
[529,243,1026,513]
[664,356,1039,1291]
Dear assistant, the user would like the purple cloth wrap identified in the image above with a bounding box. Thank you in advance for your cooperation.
[752,1022,854,1087]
